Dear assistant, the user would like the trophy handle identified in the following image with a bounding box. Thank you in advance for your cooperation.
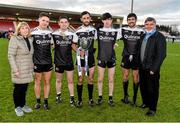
[80,48,85,59]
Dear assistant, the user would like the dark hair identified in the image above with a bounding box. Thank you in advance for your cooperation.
[59,16,69,21]
[127,13,137,20]
[102,12,112,20]
[39,12,50,18]
[145,17,156,24]
[81,11,91,17]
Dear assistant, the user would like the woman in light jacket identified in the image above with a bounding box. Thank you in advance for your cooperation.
[8,22,34,116]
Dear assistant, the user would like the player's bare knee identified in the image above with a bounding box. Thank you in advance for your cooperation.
[35,77,41,82]
[123,75,129,81]
[98,79,103,83]
[68,80,73,84]
[133,80,139,84]
[35,82,41,87]
[56,79,61,83]
[35,80,41,86]
[133,74,139,82]
[44,79,50,86]
[123,72,129,79]
[109,79,114,84]
[78,77,83,85]
[133,77,139,83]
[88,77,93,84]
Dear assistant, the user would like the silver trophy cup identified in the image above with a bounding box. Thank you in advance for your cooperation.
[79,38,91,59]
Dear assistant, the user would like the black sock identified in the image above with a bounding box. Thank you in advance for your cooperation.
[109,96,113,100]
[77,84,83,101]
[70,96,74,101]
[44,98,48,105]
[99,96,102,99]
[123,80,129,97]
[133,83,139,103]
[36,98,41,104]
[57,93,61,97]
[88,84,93,100]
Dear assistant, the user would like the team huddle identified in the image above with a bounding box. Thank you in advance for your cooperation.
[8,11,166,117]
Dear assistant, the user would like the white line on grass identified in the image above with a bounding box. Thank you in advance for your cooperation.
[168,53,180,57]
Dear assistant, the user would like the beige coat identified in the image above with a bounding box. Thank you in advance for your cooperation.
[8,35,34,84]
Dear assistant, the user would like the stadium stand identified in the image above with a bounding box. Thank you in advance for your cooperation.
[0,20,14,31]
[0,4,123,38]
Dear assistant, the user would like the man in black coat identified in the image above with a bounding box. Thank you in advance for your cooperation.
[139,17,166,116]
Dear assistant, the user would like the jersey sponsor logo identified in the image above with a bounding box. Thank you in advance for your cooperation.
[36,40,51,45]
[124,34,141,40]
[56,40,71,45]
[99,35,115,41]
[54,35,73,46]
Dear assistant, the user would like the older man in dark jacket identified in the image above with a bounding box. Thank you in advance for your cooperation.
[139,17,166,116]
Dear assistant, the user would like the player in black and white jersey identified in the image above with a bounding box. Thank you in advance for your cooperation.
[52,16,77,107]
[120,13,144,106]
[31,12,53,110]
[75,11,97,107]
[96,13,121,106]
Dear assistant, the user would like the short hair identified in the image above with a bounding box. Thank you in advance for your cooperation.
[102,12,112,20]
[39,12,50,18]
[81,11,91,17]
[127,13,137,20]
[15,22,31,37]
[59,16,69,21]
[144,17,156,24]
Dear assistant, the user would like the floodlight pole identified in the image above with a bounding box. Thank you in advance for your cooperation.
[131,0,134,13]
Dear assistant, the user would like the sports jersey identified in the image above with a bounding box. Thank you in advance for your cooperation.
[76,25,97,54]
[121,26,144,56]
[52,29,78,66]
[97,27,121,61]
[31,27,53,65]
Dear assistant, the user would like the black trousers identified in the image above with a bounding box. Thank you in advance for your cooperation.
[13,83,28,108]
[139,68,160,111]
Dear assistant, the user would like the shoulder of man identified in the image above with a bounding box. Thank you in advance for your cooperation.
[31,27,38,33]
[52,29,59,35]
[155,31,166,39]
[135,26,145,34]
[89,25,96,31]
[76,26,83,32]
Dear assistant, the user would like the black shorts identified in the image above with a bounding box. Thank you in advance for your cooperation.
[34,64,53,73]
[55,64,74,73]
[76,55,95,68]
[98,60,116,68]
[121,55,139,70]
